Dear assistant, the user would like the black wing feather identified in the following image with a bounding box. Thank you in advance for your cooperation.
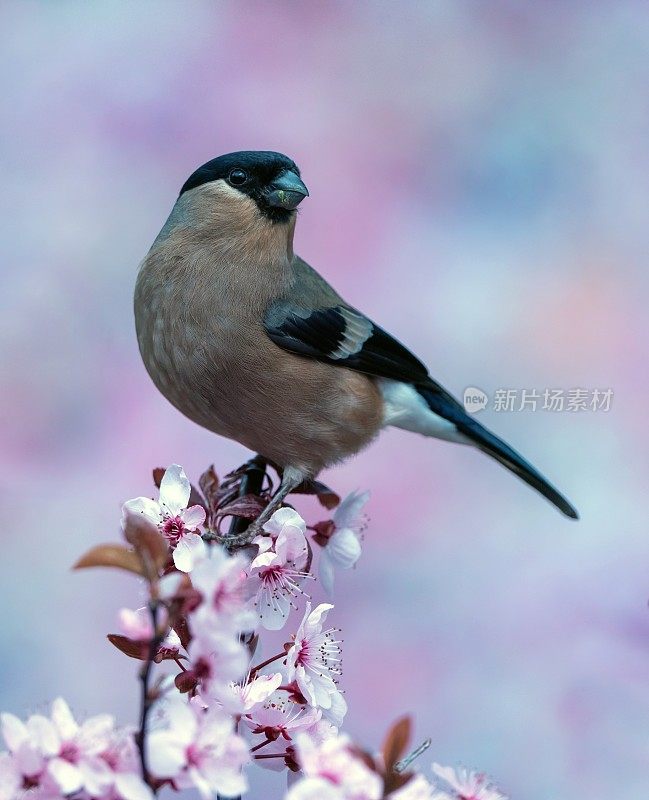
[264,304,430,384]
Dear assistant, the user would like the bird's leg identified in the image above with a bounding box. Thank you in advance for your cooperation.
[220,466,305,548]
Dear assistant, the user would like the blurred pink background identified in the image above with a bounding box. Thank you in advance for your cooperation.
[1,2,648,797]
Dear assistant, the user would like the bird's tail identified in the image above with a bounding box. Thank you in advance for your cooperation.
[417,385,579,519]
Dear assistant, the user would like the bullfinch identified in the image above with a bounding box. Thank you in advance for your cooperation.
[134,150,578,538]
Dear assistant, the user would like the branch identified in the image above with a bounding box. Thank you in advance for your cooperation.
[216,457,266,799]
[137,599,164,786]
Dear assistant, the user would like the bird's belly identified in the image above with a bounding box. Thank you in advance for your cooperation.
[137,309,383,474]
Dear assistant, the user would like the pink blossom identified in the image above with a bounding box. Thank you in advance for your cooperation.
[286,732,382,800]
[96,729,153,800]
[248,508,312,630]
[215,672,283,715]
[432,764,507,800]
[285,603,345,719]
[258,507,309,569]
[15,699,115,797]
[190,546,253,633]
[122,464,206,571]
[245,690,322,743]
[318,491,368,596]
[187,633,250,700]
[1,711,45,785]
[147,698,249,799]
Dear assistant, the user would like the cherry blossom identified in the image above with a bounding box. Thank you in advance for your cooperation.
[189,546,252,633]
[257,507,309,568]
[244,690,322,743]
[432,764,507,800]
[285,603,344,719]
[186,633,250,700]
[214,672,283,715]
[286,732,382,800]
[122,464,206,572]
[146,697,249,799]
[1,710,45,787]
[96,729,153,800]
[28,698,115,796]
[317,490,369,595]
[247,508,312,630]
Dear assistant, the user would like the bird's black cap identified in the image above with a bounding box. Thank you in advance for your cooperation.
[179,151,306,222]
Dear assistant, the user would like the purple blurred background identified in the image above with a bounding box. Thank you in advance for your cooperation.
[1,2,648,797]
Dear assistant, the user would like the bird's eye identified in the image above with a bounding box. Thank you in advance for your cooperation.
[228,169,248,186]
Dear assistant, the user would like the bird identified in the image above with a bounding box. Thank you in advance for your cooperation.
[134,149,578,537]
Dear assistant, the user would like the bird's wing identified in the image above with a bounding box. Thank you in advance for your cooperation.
[264,301,434,385]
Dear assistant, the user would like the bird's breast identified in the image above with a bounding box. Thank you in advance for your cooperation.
[134,247,384,473]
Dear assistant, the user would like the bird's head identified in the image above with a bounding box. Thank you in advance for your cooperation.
[178,151,309,224]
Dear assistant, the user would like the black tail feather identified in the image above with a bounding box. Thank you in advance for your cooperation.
[417,385,579,519]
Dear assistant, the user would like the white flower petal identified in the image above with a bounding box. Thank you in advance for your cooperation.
[286,776,343,800]
[146,732,187,778]
[77,713,115,754]
[332,489,369,530]
[78,758,112,795]
[182,504,206,530]
[173,533,207,573]
[163,699,198,743]
[26,714,60,756]
[326,528,361,570]
[118,607,153,640]
[48,758,83,794]
[114,772,155,800]
[258,590,292,631]
[122,497,162,527]
[50,698,79,740]
[159,464,191,516]
[0,713,28,753]
[263,506,306,536]
[303,603,334,636]
[244,673,283,709]
[0,753,21,800]
[322,689,347,728]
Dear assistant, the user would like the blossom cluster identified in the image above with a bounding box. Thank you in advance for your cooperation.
[0,699,151,800]
[0,462,507,800]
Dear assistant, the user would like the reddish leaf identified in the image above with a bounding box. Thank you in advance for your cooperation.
[292,479,340,509]
[74,544,143,576]
[218,494,265,520]
[107,634,149,660]
[350,744,379,774]
[382,716,412,773]
[312,520,335,547]
[122,511,169,570]
[172,615,192,650]
[384,770,413,794]
[154,647,184,664]
[199,465,220,511]
[175,671,197,694]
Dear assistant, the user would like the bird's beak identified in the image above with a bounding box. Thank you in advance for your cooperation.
[265,170,309,210]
